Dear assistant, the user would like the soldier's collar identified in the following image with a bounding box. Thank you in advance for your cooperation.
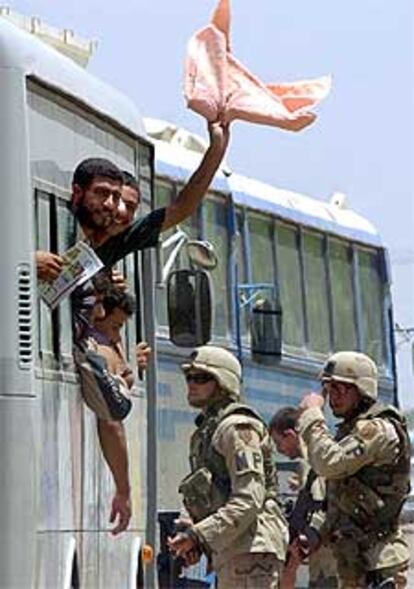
[195,399,231,426]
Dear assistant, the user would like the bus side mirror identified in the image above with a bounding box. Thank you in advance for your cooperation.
[167,269,212,347]
[250,299,282,358]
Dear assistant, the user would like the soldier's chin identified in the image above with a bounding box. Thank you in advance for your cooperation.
[331,406,345,417]
[187,395,205,408]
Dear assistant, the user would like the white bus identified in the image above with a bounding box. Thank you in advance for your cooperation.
[0,16,155,588]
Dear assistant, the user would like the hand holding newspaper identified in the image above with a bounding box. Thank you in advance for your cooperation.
[38,241,103,309]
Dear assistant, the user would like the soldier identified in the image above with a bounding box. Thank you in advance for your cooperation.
[168,346,288,588]
[298,351,411,588]
[269,406,338,588]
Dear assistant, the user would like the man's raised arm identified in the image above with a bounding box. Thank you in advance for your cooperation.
[161,121,229,232]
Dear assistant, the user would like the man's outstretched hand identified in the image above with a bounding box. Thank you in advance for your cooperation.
[109,492,131,536]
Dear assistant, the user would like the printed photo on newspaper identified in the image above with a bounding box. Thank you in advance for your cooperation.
[38,242,104,309]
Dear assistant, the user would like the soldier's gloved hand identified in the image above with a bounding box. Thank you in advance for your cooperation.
[299,392,325,412]
[167,526,200,560]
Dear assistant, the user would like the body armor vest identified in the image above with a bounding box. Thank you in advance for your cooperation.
[183,401,278,522]
[329,402,410,546]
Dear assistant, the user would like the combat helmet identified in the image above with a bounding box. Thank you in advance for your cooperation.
[319,351,378,400]
[181,346,242,400]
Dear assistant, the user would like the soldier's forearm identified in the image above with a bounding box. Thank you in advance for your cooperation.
[194,484,264,553]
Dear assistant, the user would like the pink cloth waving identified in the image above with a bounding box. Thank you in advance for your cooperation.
[185,0,331,131]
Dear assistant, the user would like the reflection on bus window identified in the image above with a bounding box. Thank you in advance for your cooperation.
[56,199,74,358]
[35,191,53,356]
[155,181,174,329]
[276,223,305,349]
[303,232,331,354]
[329,239,357,350]
[359,249,386,368]
[204,198,229,338]
[235,210,249,338]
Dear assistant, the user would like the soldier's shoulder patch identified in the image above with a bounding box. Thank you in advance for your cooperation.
[356,420,378,441]
[236,424,255,445]
[234,449,263,475]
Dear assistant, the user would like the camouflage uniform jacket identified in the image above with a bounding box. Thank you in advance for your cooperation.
[297,402,410,572]
[180,401,288,570]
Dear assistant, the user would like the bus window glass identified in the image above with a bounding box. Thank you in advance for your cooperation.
[155,181,173,329]
[235,209,248,338]
[204,198,229,338]
[247,212,276,332]
[35,191,53,355]
[27,85,136,191]
[329,239,357,350]
[248,214,275,285]
[276,223,305,348]
[358,249,386,368]
[303,232,330,354]
[56,199,75,357]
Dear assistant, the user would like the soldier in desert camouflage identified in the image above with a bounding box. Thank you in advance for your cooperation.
[298,351,411,589]
[168,345,288,588]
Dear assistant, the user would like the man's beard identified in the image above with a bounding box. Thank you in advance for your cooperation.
[76,203,111,230]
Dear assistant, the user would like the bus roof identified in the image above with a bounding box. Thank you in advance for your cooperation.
[230,173,382,247]
[0,17,145,137]
[149,137,230,194]
[145,118,382,247]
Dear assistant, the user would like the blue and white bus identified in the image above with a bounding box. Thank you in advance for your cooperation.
[146,117,397,507]
[0,12,399,589]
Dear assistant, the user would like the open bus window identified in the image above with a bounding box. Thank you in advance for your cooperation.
[167,269,212,347]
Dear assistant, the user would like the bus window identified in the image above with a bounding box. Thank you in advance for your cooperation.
[35,190,54,358]
[358,248,386,368]
[204,197,229,338]
[276,223,305,349]
[155,181,174,330]
[56,198,75,359]
[235,209,249,338]
[303,231,331,354]
[248,213,275,286]
[329,239,357,350]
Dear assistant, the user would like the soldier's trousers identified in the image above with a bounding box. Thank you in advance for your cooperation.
[216,553,283,588]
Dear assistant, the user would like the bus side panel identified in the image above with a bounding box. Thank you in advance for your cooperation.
[0,69,36,587]
[35,375,83,586]
[96,394,148,587]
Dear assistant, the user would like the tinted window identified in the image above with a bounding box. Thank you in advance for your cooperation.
[276,224,305,348]
[329,239,357,350]
[303,232,330,354]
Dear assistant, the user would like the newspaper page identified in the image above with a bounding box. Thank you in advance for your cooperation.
[38,241,104,309]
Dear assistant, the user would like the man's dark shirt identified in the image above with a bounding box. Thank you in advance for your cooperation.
[95,207,166,268]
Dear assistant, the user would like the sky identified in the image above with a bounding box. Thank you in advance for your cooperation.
[7,0,414,408]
